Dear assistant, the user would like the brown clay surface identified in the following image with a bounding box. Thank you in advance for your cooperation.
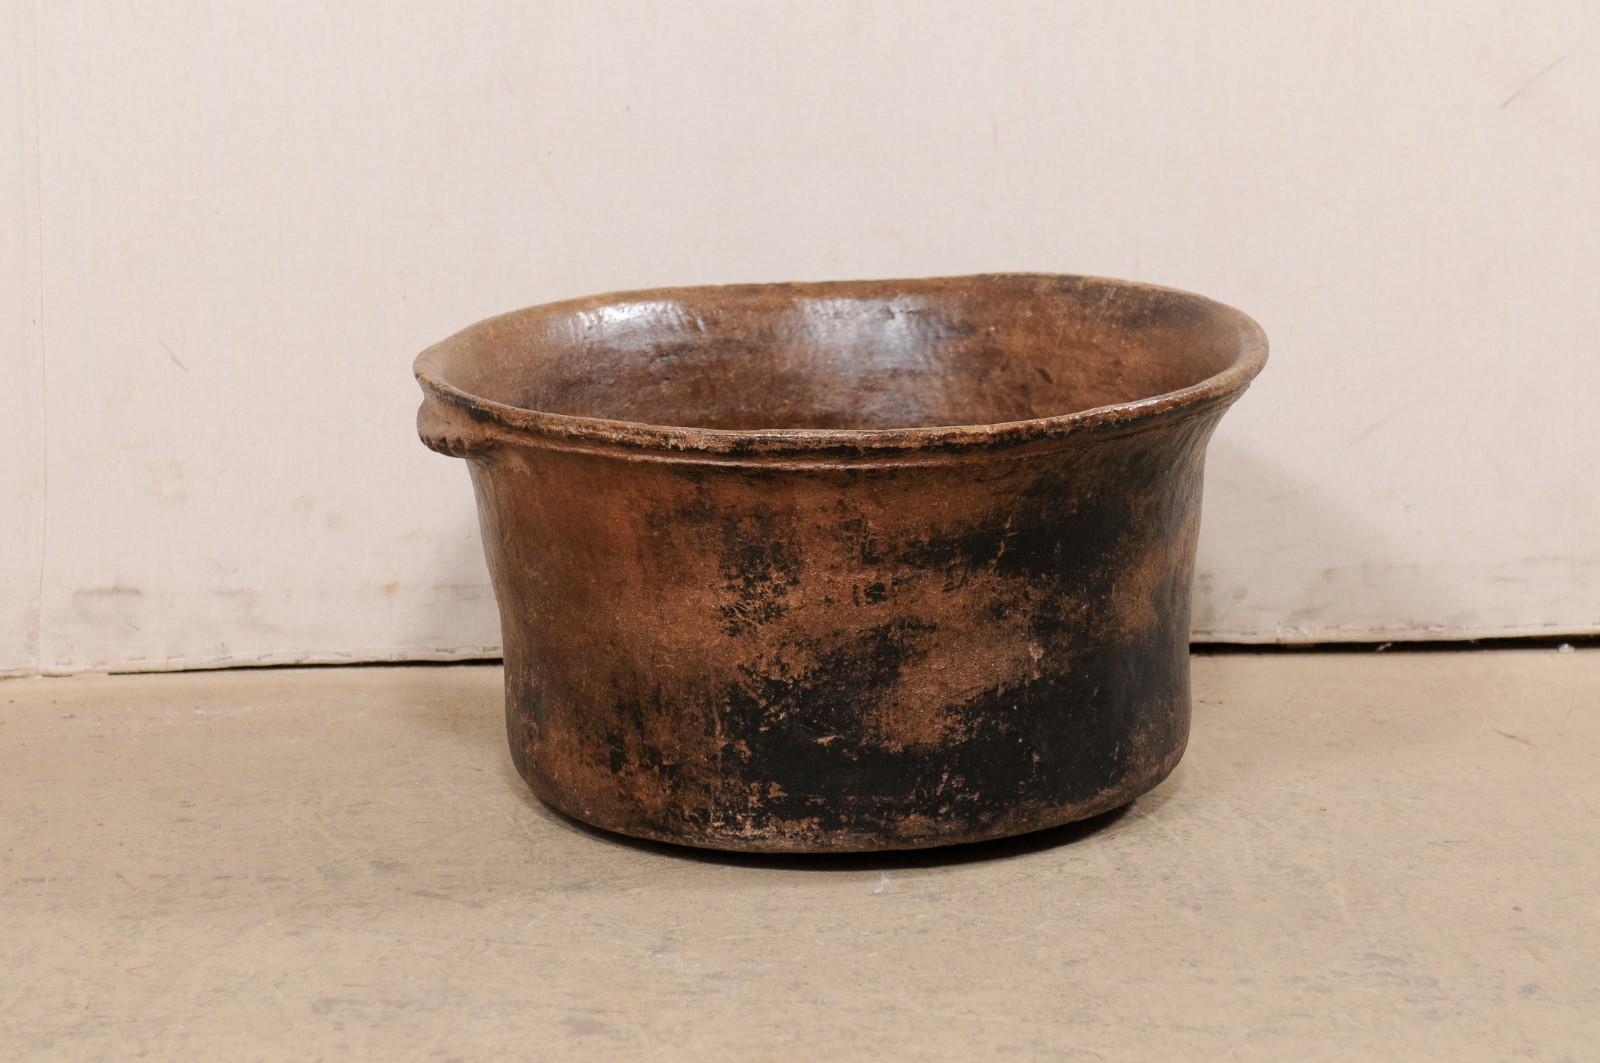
[417,274,1267,850]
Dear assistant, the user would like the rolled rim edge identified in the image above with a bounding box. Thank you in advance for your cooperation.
[412,273,1269,460]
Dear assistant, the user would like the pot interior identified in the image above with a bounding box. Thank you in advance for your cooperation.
[432,275,1255,432]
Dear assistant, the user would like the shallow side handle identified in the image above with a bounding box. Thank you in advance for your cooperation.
[417,392,499,459]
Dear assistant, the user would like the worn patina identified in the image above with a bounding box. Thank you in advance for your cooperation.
[417,274,1266,852]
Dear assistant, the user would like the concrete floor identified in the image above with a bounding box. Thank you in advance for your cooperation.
[1,652,1595,1060]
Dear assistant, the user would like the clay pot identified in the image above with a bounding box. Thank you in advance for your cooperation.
[416,274,1266,852]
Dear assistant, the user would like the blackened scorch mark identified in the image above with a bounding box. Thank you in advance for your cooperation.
[724,618,938,737]
[717,512,803,636]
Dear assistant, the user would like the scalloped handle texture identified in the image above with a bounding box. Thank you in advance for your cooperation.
[417,393,498,458]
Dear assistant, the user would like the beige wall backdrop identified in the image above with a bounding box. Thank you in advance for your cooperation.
[3,1,1598,674]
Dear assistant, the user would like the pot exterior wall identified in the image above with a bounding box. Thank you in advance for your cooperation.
[465,413,1221,852]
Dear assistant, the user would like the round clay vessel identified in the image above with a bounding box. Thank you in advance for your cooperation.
[415,274,1267,852]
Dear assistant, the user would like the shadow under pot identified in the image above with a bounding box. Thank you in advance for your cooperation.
[415,273,1267,853]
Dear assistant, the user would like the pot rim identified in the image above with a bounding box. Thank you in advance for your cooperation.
[413,272,1268,459]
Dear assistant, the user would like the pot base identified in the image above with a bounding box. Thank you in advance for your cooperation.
[515,735,1186,854]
